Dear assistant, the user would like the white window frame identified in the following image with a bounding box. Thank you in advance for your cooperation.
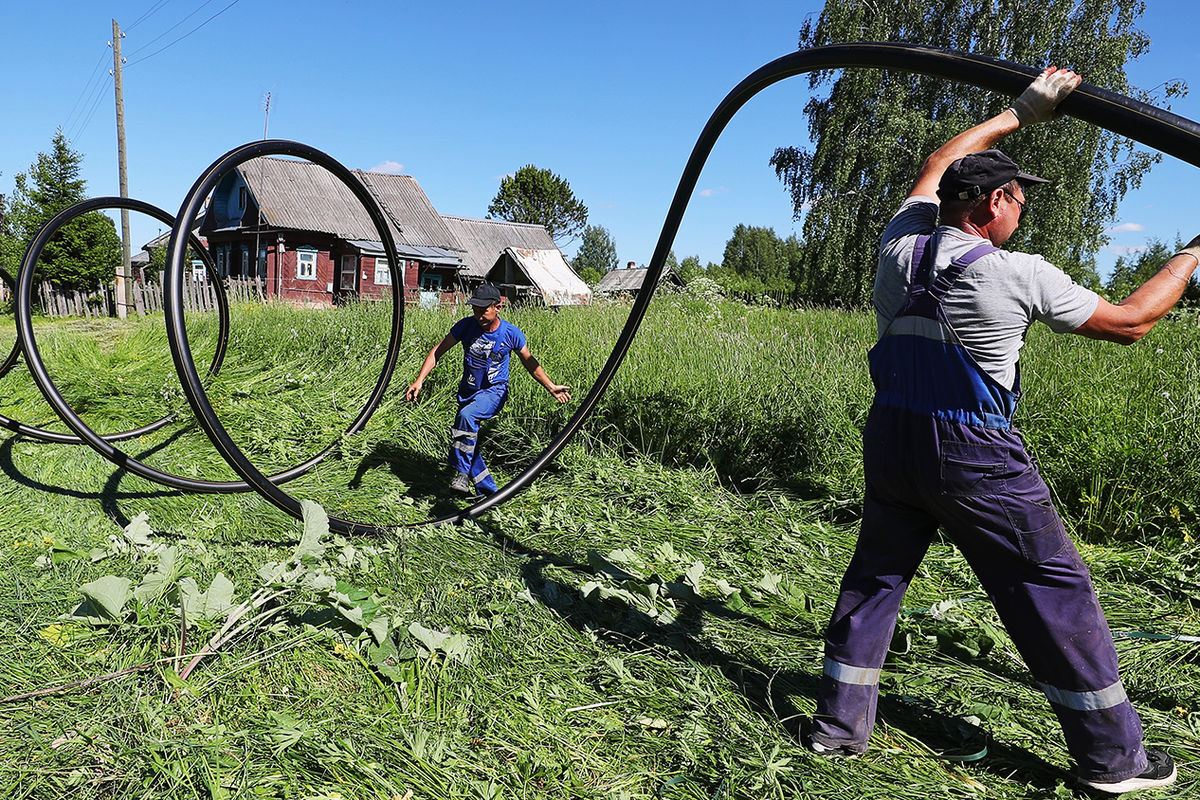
[339,254,357,291]
[296,247,317,281]
[374,256,392,286]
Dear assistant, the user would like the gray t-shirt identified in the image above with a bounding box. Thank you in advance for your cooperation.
[874,196,1099,390]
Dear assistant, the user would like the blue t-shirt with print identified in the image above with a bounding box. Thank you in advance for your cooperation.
[450,317,527,400]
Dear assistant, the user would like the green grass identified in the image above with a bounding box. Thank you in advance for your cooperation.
[2,294,1200,799]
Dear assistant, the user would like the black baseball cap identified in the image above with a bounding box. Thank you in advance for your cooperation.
[937,149,1048,202]
[467,284,502,307]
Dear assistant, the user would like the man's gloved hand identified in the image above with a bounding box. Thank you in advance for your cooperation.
[1009,66,1082,125]
[1174,234,1200,264]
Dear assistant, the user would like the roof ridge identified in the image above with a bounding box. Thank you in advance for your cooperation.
[441,214,544,229]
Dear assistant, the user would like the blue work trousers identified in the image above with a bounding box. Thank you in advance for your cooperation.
[450,385,507,495]
[812,405,1146,784]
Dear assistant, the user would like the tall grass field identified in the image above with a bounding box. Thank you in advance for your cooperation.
[2,292,1199,799]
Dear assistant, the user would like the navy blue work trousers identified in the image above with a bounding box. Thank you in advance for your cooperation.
[450,384,507,495]
[811,405,1146,783]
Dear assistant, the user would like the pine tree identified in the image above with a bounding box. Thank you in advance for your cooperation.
[4,130,121,290]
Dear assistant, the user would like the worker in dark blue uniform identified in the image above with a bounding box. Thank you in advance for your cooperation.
[809,66,1199,795]
[406,284,571,495]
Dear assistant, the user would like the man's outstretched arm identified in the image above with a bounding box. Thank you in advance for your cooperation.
[406,334,457,401]
[1074,237,1200,345]
[517,346,571,403]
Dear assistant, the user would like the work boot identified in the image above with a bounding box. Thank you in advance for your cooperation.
[805,735,862,759]
[1081,749,1176,794]
[449,471,472,494]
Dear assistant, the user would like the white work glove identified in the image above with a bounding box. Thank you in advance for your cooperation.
[1009,67,1081,125]
[1174,234,1200,264]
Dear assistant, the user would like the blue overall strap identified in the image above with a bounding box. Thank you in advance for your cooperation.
[896,235,935,318]
[901,240,996,320]
[927,242,998,304]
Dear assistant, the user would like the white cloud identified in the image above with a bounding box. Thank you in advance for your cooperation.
[1110,244,1149,256]
[1108,222,1145,233]
[698,186,729,198]
[369,160,404,174]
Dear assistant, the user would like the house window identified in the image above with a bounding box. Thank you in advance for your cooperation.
[296,247,317,281]
[239,186,247,209]
[339,255,357,291]
[374,257,391,286]
[216,246,227,278]
[421,273,442,292]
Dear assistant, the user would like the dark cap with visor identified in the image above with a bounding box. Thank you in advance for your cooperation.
[937,149,1048,202]
[467,284,502,307]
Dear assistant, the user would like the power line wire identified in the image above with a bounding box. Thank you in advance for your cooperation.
[126,0,174,33]
[126,0,219,58]
[127,0,244,67]
[67,72,114,143]
[62,46,112,136]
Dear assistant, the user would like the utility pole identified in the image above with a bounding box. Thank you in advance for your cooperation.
[255,92,270,292]
[111,19,134,319]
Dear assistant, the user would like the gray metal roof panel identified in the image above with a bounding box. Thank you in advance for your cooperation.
[239,158,463,251]
[440,215,555,279]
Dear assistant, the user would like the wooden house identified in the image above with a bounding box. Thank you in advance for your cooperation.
[202,157,464,306]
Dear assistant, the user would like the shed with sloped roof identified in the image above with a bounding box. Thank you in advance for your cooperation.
[593,264,684,298]
[440,216,558,281]
[485,247,592,307]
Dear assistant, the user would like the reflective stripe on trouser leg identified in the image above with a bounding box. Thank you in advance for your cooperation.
[811,459,937,751]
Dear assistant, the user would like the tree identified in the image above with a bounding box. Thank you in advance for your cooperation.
[4,130,121,290]
[771,0,1176,307]
[572,224,619,282]
[719,224,803,299]
[678,255,704,283]
[1106,238,1200,307]
[488,164,589,246]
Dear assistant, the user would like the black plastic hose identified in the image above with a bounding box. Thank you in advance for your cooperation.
[10,197,228,445]
[133,43,1200,532]
[162,140,406,522]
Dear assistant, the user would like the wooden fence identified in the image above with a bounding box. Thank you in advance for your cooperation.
[34,275,268,319]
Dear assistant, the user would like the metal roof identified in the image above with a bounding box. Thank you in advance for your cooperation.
[489,247,592,306]
[239,157,462,252]
[347,239,462,266]
[594,265,683,295]
[440,215,556,279]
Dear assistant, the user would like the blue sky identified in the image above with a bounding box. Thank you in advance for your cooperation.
[3,1,1197,279]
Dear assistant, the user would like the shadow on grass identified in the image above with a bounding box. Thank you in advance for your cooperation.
[0,435,184,523]
[348,440,477,521]
[461,515,1073,797]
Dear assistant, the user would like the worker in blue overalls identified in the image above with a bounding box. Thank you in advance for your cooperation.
[406,284,571,495]
[808,66,1200,795]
